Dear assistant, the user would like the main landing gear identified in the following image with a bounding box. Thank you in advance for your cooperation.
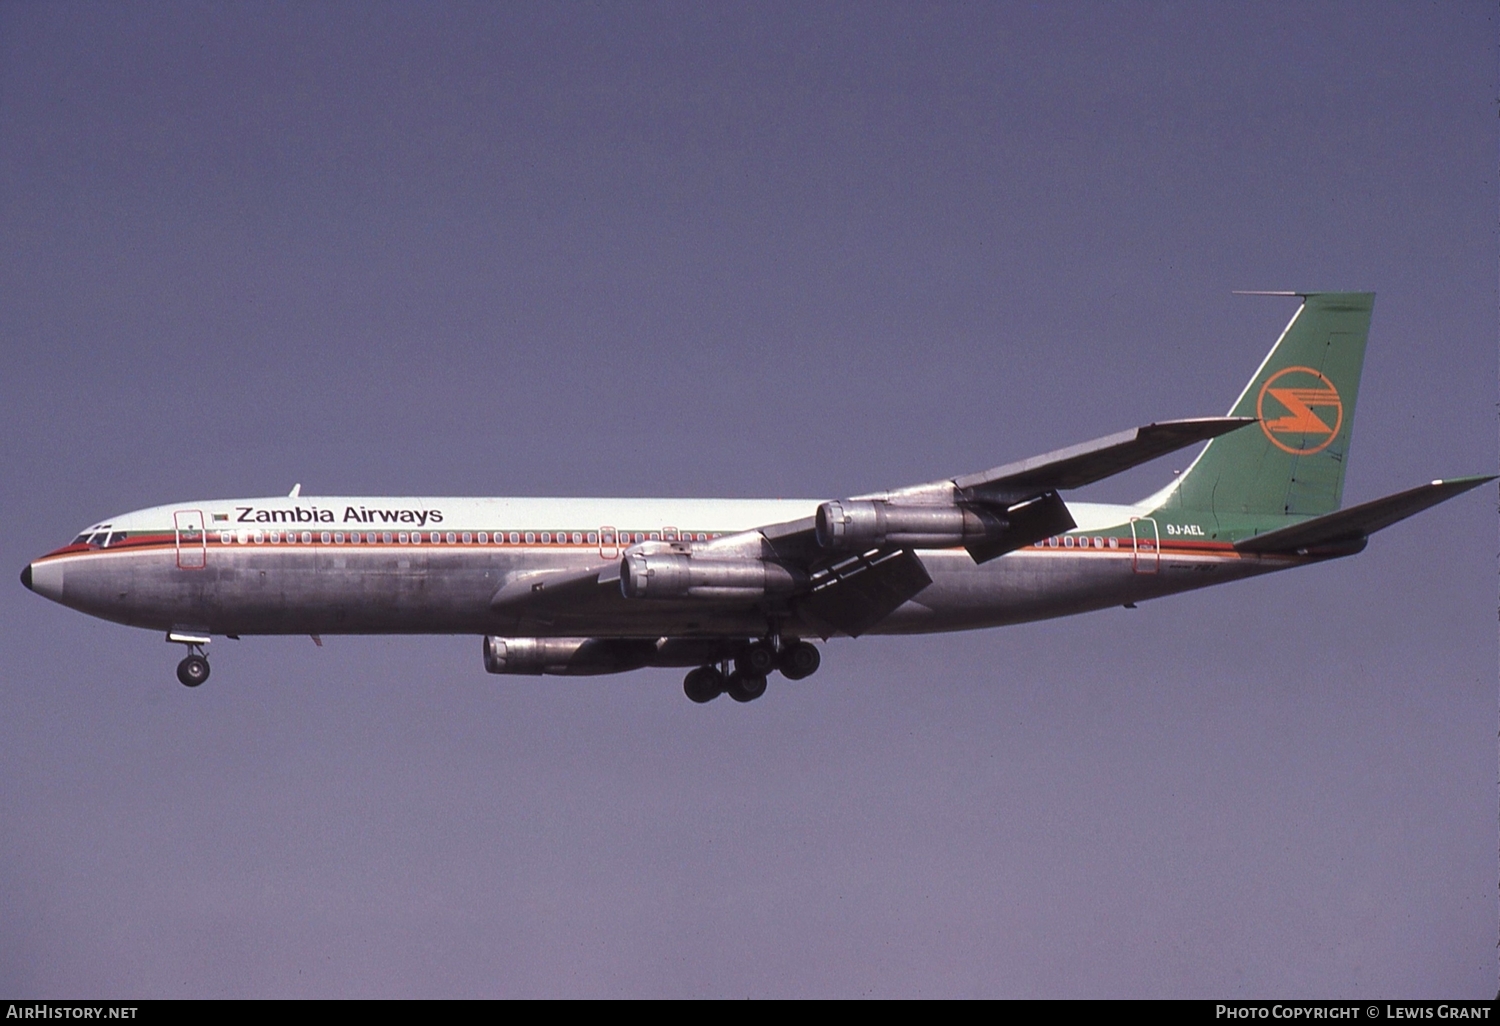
[681,639,820,705]
[168,631,212,687]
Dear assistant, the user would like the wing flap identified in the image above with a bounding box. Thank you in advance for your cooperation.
[1234,475,1495,554]
[964,489,1076,563]
[796,548,933,638]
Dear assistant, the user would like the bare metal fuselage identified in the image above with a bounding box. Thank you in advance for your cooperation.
[26,496,1293,642]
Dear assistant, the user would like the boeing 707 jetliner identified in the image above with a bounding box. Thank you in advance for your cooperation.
[21,293,1493,703]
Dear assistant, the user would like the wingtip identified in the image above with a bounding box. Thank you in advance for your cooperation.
[1148,415,1258,437]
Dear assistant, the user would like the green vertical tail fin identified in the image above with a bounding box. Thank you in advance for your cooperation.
[1150,292,1374,518]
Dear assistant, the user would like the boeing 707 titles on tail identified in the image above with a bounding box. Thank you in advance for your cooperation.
[22,293,1493,703]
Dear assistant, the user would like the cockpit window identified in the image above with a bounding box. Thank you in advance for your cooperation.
[72,533,91,545]
[87,532,108,546]
[104,532,128,547]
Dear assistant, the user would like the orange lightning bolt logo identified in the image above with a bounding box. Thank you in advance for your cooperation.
[1256,366,1343,454]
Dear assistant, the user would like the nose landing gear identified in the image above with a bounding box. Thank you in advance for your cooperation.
[167,631,212,688]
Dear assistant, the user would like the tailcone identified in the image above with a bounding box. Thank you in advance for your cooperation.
[20,564,32,591]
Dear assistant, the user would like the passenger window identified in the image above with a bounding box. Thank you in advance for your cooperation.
[477,532,488,544]
[462,532,472,544]
[303,531,313,544]
[1109,537,1119,549]
[587,533,598,544]
[446,532,456,544]
[321,532,331,544]
[383,532,392,544]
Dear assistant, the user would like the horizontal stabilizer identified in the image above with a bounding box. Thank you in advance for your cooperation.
[1234,475,1495,555]
[954,417,1257,499]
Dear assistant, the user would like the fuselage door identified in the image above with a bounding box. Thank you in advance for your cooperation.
[1129,516,1159,574]
[174,510,206,569]
[599,526,619,561]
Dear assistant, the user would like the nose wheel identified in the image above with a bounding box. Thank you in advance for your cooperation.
[176,653,210,687]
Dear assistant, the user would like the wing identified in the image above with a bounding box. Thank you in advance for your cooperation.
[949,417,1256,499]
[695,416,1257,636]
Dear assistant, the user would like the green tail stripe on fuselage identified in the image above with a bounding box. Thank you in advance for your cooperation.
[1150,292,1374,530]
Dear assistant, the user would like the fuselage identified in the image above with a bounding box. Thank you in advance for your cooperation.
[24,494,1300,640]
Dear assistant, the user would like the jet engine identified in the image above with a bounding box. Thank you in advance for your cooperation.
[814,499,1006,551]
[482,636,656,675]
[619,553,801,600]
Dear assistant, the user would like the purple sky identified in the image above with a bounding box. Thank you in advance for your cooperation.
[1,1,1494,997]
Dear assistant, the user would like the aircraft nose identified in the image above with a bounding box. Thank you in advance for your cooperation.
[22,559,63,602]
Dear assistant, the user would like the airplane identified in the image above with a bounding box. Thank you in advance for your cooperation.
[20,292,1493,704]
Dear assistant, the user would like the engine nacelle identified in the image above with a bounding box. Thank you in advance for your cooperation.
[620,553,800,600]
[483,636,655,676]
[815,499,1003,551]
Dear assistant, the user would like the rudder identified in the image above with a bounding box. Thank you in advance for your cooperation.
[1153,292,1374,518]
